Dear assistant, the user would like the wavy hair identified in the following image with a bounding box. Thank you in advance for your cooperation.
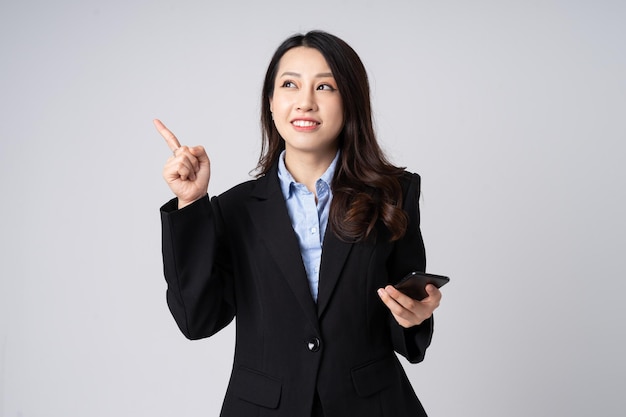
[257,30,408,242]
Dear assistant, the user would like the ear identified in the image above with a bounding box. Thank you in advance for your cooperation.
[269,97,273,113]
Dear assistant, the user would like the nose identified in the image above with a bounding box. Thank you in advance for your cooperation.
[296,88,317,112]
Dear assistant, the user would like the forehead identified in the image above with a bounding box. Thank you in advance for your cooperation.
[277,46,333,75]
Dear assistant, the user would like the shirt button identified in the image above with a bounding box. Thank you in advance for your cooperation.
[307,337,321,352]
[311,227,317,234]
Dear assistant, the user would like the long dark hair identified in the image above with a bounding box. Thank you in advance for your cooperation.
[258,30,408,242]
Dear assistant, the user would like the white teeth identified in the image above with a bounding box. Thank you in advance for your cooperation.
[292,120,318,127]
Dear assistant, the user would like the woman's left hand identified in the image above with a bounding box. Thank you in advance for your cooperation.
[377,284,442,328]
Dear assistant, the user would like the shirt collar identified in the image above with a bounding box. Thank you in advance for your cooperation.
[277,150,341,199]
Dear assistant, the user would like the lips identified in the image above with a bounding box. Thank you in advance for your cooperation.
[291,118,320,131]
[292,119,320,126]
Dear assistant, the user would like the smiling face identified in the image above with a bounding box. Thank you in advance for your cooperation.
[269,47,344,161]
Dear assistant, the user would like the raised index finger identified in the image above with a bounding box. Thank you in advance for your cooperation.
[153,119,181,151]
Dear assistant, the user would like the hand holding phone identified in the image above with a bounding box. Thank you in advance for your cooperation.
[394,271,450,301]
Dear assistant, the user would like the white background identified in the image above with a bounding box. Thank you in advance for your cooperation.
[1,0,624,416]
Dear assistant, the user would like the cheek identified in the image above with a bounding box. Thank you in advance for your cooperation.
[332,99,344,122]
[332,104,344,126]
[270,95,290,115]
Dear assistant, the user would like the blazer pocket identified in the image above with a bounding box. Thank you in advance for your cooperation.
[231,365,282,409]
[351,355,397,398]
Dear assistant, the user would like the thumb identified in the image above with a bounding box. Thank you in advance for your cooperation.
[423,284,442,303]
[189,145,209,162]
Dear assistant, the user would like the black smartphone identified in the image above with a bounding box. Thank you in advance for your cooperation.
[394,271,449,300]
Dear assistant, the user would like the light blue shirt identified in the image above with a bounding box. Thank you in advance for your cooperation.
[277,150,340,302]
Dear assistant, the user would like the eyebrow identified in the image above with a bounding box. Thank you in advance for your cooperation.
[279,71,334,78]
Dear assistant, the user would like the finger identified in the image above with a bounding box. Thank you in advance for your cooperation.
[377,288,415,328]
[384,285,428,320]
[377,288,404,314]
[384,285,417,309]
[188,146,208,171]
[423,285,442,304]
[167,162,196,182]
[168,145,204,178]
[153,119,181,152]
[171,157,198,181]
[164,152,197,181]
[422,286,442,312]
[189,145,209,163]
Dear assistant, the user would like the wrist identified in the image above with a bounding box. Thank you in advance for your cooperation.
[177,194,207,209]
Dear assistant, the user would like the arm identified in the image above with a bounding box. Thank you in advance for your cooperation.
[155,119,235,339]
[378,172,440,363]
[161,195,236,340]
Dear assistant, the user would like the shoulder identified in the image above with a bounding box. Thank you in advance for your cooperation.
[212,179,257,214]
[217,178,257,200]
[399,170,421,198]
[213,172,277,207]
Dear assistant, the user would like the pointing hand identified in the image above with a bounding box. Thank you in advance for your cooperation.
[154,119,211,208]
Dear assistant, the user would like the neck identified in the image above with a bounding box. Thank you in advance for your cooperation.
[284,148,337,194]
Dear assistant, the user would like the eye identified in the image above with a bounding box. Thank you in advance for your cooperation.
[281,80,297,88]
[317,83,336,91]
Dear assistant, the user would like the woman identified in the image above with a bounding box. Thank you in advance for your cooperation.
[156,30,442,417]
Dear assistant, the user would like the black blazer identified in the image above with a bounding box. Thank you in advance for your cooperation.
[160,166,434,417]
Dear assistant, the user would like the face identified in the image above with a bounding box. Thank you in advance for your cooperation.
[270,47,344,159]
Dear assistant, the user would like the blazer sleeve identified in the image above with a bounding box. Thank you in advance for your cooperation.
[386,172,434,363]
[160,195,235,340]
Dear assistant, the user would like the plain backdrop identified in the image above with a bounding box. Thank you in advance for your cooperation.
[1,0,624,416]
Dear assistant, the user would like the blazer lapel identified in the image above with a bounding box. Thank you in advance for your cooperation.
[316,224,353,319]
[246,168,319,329]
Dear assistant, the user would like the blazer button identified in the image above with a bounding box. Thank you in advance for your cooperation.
[307,337,321,352]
